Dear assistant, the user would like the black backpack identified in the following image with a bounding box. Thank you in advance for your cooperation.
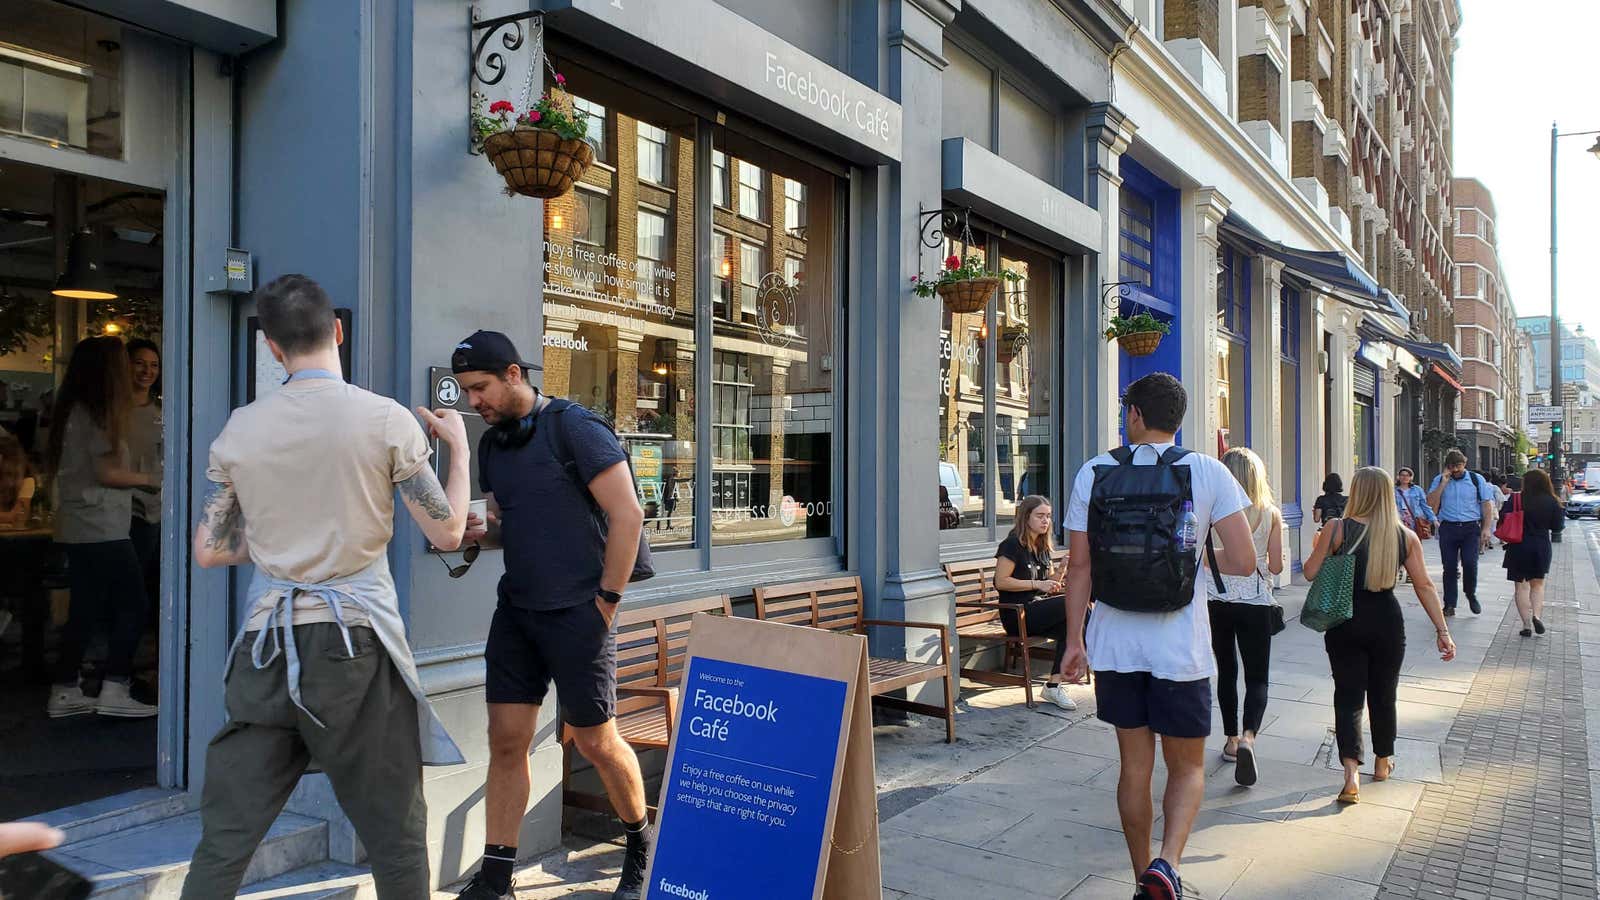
[1087,445,1197,614]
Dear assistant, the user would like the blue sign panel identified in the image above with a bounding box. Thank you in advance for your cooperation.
[646,656,849,899]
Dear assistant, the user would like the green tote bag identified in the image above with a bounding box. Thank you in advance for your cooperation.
[1301,520,1367,632]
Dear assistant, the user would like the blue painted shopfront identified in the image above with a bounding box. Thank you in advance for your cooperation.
[1116,157,1180,431]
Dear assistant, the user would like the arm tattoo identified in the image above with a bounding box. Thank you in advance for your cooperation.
[201,482,245,553]
[399,467,453,521]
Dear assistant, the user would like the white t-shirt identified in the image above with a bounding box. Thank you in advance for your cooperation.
[1066,443,1250,681]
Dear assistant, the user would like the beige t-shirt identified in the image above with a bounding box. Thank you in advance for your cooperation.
[206,378,432,629]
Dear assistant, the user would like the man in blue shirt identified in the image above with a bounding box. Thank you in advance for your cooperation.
[1427,449,1498,616]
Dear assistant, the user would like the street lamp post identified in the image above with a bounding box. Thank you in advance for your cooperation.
[1547,122,1600,520]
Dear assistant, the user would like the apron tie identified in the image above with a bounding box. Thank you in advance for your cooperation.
[249,581,366,728]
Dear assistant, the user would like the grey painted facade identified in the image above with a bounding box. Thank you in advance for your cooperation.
[20,0,1132,886]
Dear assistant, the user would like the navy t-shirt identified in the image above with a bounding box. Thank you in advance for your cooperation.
[480,400,628,611]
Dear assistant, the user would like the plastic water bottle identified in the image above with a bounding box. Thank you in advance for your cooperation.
[1178,501,1198,553]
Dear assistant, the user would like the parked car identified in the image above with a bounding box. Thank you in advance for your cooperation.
[1566,492,1600,519]
[938,461,978,527]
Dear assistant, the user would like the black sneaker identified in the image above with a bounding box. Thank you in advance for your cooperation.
[612,836,649,900]
[456,872,512,900]
[1443,607,1456,617]
[1533,616,1546,635]
[1468,595,1482,615]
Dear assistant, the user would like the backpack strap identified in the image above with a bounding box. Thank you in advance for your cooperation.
[1109,446,1134,465]
[1157,446,1192,467]
[1205,533,1226,595]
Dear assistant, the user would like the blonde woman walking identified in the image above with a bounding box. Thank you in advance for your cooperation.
[1305,467,1455,804]
[1205,448,1284,787]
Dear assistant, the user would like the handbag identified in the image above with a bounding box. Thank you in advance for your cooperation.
[1493,492,1524,545]
[1301,518,1365,632]
[1206,534,1286,635]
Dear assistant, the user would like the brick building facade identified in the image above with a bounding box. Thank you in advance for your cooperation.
[1451,177,1521,472]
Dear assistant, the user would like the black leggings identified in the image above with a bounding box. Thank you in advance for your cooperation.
[54,539,148,684]
[1001,595,1069,674]
[1208,601,1273,736]
[1323,591,1406,763]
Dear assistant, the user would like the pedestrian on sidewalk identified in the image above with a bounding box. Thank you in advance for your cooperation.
[1061,373,1258,900]
[1425,449,1497,616]
[993,494,1075,710]
[1394,467,1436,541]
[182,275,473,898]
[449,332,651,900]
[1205,448,1284,788]
[1311,472,1346,525]
[1501,468,1564,637]
[1304,466,1455,806]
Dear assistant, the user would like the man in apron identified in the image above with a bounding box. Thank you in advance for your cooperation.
[180,274,473,899]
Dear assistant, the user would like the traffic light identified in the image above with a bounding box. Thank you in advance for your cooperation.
[1553,423,1564,436]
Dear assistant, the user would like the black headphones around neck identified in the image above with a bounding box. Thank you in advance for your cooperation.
[490,391,545,449]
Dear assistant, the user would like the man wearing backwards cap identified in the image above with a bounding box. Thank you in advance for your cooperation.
[450,331,650,900]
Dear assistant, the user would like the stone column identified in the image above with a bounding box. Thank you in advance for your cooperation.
[1327,306,1359,480]
[1382,363,1403,473]
[1085,103,1137,453]
[614,329,643,432]
[1299,294,1329,564]
[765,358,791,521]
[1250,256,1285,488]
[1182,187,1231,450]
[542,317,581,399]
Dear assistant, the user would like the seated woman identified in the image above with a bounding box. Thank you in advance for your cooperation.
[993,494,1076,710]
[0,434,34,528]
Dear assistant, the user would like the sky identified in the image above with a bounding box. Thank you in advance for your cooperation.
[1453,0,1600,332]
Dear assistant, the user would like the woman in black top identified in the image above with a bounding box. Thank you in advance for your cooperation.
[1312,472,1347,524]
[1502,468,1564,637]
[994,495,1074,710]
[1305,466,1455,804]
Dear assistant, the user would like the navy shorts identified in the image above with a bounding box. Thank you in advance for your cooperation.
[1093,670,1212,738]
[485,601,616,728]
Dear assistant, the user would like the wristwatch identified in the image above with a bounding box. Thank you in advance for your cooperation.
[597,588,623,605]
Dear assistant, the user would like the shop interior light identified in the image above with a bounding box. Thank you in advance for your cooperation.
[52,228,118,300]
[719,259,731,277]
[550,212,564,230]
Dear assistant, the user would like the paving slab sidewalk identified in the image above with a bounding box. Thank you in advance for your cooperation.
[453,538,1569,899]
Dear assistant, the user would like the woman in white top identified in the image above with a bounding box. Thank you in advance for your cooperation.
[1206,447,1284,787]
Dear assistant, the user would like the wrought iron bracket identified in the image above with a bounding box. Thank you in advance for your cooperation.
[1101,280,1145,317]
[918,205,969,251]
[468,6,542,154]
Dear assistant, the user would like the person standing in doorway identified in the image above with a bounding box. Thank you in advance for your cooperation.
[1426,449,1497,616]
[450,331,650,900]
[1501,468,1563,637]
[1304,467,1454,804]
[181,274,473,899]
[1205,447,1284,788]
[45,336,159,719]
[1060,373,1258,900]
[993,494,1076,711]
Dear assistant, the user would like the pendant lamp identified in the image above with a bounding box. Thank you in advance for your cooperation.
[53,228,118,300]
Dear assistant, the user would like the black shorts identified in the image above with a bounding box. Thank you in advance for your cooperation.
[1093,670,1212,738]
[485,601,616,728]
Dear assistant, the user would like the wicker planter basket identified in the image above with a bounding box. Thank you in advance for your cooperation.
[1116,331,1165,357]
[481,127,595,199]
[936,277,1001,314]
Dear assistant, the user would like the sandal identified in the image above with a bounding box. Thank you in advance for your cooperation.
[1374,758,1397,782]
[1337,786,1360,804]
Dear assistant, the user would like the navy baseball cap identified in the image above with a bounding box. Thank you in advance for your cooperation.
[451,330,540,375]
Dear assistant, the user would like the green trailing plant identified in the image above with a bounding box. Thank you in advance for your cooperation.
[1104,312,1171,340]
[470,75,590,146]
[909,254,1022,298]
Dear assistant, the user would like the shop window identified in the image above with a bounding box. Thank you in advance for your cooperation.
[1279,287,1302,513]
[995,245,1056,529]
[1119,190,1155,288]
[573,97,607,161]
[711,129,838,546]
[712,150,729,209]
[939,235,988,531]
[636,121,669,185]
[1217,244,1251,449]
[712,230,732,317]
[0,2,124,159]
[941,39,993,149]
[998,79,1055,186]
[540,72,696,549]
[738,160,764,219]
[784,179,806,235]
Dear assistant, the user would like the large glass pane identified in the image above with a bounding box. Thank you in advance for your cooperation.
[1217,338,1248,451]
[1279,359,1299,507]
[0,1,124,158]
[710,129,838,546]
[541,60,696,549]
[938,234,989,531]
[994,242,1055,529]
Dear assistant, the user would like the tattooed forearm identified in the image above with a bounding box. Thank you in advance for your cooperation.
[201,481,245,553]
[399,467,453,521]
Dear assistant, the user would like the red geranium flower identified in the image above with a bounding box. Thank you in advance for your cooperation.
[944,254,960,271]
[488,100,514,115]
[529,110,543,123]
[555,73,567,85]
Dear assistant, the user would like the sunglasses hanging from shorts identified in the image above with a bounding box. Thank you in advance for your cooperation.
[436,543,481,578]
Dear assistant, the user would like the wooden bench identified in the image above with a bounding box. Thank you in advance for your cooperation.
[753,576,956,743]
[561,594,732,816]
[947,552,1070,709]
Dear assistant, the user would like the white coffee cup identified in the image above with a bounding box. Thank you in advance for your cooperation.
[469,499,488,521]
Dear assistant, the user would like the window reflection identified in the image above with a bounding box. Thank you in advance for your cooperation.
[0,0,125,159]
[995,246,1053,528]
[938,236,987,530]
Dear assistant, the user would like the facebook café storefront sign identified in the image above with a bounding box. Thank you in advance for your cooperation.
[644,615,880,898]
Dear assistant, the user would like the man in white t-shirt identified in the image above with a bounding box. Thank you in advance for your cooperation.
[1061,373,1256,900]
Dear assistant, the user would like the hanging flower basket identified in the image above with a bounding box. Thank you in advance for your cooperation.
[912,254,1021,313]
[1117,331,1165,357]
[1106,312,1171,357]
[481,128,594,199]
[472,77,593,200]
